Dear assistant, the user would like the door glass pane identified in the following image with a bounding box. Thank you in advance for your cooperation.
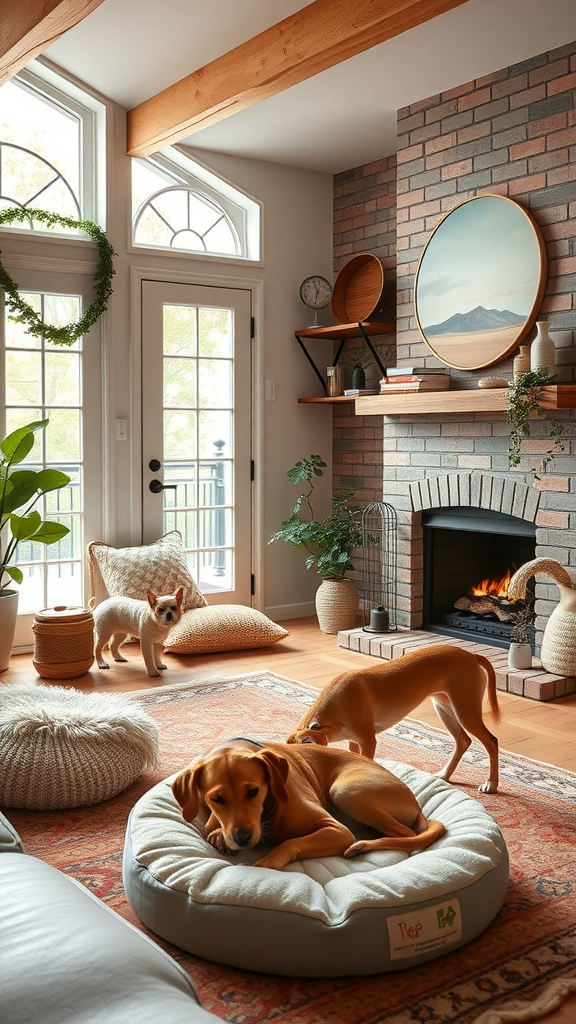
[162,304,234,594]
[4,292,84,613]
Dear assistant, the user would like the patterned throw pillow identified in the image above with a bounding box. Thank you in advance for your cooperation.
[87,531,207,611]
[164,605,289,653]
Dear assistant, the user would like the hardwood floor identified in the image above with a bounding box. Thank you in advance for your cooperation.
[3,617,576,1023]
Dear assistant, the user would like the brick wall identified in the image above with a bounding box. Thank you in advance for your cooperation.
[332,156,396,503]
[333,40,576,652]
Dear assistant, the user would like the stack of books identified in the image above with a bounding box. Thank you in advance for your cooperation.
[379,367,451,392]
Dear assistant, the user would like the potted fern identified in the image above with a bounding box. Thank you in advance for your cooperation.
[0,419,70,671]
[269,455,363,633]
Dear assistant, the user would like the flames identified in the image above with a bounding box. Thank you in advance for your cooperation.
[470,570,511,600]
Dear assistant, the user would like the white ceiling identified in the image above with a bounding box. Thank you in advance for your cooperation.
[44,0,576,174]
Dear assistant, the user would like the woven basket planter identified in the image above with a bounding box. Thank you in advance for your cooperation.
[507,558,576,677]
[33,605,95,679]
[315,578,359,635]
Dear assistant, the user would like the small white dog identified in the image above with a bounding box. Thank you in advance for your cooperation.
[92,588,184,678]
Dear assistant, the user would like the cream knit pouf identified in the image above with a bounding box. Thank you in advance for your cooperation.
[0,682,160,810]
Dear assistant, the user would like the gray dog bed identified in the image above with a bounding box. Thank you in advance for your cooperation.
[123,760,508,976]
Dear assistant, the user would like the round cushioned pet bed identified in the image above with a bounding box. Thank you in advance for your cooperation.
[123,760,508,977]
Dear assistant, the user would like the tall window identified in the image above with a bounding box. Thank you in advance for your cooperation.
[4,296,84,612]
[0,65,103,226]
[132,150,260,260]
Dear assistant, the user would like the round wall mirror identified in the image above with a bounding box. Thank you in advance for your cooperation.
[414,194,547,371]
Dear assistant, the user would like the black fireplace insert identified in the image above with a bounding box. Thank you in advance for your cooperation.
[422,506,536,650]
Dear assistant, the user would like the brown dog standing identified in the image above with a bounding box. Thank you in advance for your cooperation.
[172,739,445,871]
[286,645,500,793]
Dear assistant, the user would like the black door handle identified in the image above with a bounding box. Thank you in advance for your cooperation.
[149,459,161,472]
[149,479,177,494]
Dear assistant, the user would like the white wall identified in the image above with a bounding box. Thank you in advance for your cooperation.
[1,89,335,622]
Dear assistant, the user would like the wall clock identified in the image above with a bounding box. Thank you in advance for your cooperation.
[299,275,332,326]
[414,194,547,371]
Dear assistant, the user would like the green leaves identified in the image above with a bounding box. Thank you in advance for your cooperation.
[269,454,362,579]
[0,207,115,347]
[0,419,71,592]
[507,369,565,479]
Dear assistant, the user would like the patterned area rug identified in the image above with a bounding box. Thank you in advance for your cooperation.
[6,671,576,1024]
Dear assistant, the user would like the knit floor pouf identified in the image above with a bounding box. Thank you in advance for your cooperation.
[0,682,160,810]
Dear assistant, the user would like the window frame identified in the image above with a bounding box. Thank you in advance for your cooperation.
[131,148,261,262]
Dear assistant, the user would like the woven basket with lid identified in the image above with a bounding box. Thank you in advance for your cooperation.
[33,605,94,679]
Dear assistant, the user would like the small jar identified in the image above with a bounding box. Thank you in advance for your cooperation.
[513,345,530,380]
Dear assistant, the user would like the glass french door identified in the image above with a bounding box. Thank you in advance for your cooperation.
[141,280,252,605]
[1,269,102,647]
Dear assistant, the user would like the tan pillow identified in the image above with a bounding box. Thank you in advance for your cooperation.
[165,605,289,653]
[87,531,207,611]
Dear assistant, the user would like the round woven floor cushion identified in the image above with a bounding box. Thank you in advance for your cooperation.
[0,682,159,810]
[124,760,509,977]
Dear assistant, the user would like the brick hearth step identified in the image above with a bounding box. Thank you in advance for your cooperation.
[338,628,576,702]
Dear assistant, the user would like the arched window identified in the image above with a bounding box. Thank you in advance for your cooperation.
[0,65,104,230]
[132,150,260,260]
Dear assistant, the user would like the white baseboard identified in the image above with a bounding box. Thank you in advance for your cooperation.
[265,601,316,622]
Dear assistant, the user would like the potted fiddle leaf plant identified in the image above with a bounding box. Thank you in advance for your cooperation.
[0,419,71,671]
[269,455,364,633]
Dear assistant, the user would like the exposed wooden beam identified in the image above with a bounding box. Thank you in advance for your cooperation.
[0,0,107,87]
[127,0,470,158]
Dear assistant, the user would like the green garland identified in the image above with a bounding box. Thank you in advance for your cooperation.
[0,207,115,346]
[507,368,565,479]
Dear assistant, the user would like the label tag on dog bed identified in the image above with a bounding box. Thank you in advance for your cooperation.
[387,899,462,960]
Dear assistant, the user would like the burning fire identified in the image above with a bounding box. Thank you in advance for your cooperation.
[470,570,511,599]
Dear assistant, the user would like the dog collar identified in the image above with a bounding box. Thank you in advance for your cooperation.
[227,736,264,748]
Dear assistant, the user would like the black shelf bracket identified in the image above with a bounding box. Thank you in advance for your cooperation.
[295,335,328,395]
[357,324,386,376]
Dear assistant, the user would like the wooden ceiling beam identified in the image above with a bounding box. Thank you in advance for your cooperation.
[127,0,470,158]
[0,0,107,87]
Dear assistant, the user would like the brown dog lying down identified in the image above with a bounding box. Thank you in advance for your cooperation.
[172,739,445,871]
[286,644,500,793]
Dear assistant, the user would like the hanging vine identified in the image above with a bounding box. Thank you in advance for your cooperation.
[507,368,565,479]
[0,207,116,346]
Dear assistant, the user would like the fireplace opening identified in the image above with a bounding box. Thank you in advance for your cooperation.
[423,506,536,650]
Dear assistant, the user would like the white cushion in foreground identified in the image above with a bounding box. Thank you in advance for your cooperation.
[123,760,508,977]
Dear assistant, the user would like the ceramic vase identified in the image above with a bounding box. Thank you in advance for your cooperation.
[508,642,532,670]
[351,366,366,390]
[530,321,556,373]
[0,589,19,672]
[315,578,359,634]
[513,345,530,380]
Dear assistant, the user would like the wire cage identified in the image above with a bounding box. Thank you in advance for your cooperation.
[361,501,398,633]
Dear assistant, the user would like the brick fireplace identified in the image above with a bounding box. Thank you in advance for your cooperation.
[330,40,576,701]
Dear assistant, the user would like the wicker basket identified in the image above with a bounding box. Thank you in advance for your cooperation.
[33,606,95,679]
[315,578,359,635]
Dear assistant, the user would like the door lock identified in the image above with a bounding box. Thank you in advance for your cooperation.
[148,459,161,472]
[149,479,177,494]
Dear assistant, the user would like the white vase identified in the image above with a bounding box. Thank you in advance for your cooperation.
[508,642,532,670]
[0,589,19,672]
[530,321,555,373]
[315,578,359,634]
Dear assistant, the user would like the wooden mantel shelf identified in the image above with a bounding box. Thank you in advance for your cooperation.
[355,384,576,416]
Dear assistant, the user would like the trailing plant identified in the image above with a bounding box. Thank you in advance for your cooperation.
[0,207,115,346]
[0,420,70,592]
[269,455,364,579]
[507,368,565,480]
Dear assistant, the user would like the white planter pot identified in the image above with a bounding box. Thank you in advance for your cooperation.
[315,578,359,635]
[508,642,532,670]
[0,589,19,672]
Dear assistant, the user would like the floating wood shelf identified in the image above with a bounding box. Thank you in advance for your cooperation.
[298,395,356,404]
[296,322,395,340]
[355,385,576,416]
